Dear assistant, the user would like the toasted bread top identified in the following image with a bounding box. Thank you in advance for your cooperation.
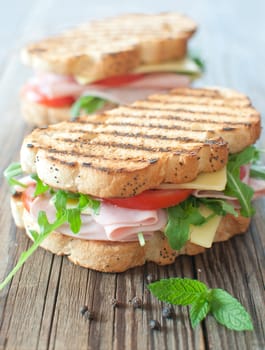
[21,13,196,81]
[20,87,260,198]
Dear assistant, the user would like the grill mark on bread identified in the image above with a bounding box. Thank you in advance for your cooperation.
[128,104,256,117]
[45,139,206,154]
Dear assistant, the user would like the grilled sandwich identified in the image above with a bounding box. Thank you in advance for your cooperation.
[20,12,203,126]
[2,87,265,289]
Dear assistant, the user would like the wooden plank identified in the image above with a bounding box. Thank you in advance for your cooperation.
[0,0,264,349]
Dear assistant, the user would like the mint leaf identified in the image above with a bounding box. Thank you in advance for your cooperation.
[190,297,210,328]
[71,96,107,119]
[31,174,49,196]
[148,278,207,305]
[148,278,253,332]
[210,289,253,331]
[4,162,26,190]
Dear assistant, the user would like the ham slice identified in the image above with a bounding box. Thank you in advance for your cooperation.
[29,195,167,242]
[23,72,190,105]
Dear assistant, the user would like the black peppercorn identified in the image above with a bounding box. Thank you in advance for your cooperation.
[131,296,142,309]
[149,319,161,330]
[162,305,174,319]
[111,298,119,308]
[84,310,94,321]
[80,305,94,321]
[80,305,88,316]
[146,273,155,284]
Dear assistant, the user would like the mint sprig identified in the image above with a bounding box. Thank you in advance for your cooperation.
[148,278,253,331]
[71,95,107,120]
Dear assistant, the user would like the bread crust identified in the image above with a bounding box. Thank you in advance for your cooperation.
[21,13,196,80]
[11,195,251,272]
[21,97,71,126]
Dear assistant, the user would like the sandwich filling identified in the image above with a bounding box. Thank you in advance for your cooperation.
[7,146,265,250]
[21,56,203,117]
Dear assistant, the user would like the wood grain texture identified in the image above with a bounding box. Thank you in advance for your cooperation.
[0,0,264,349]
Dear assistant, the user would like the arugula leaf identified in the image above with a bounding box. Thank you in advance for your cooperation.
[71,96,107,119]
[250,164,265,180]
[0,210,66,291]
[199,198,238,217]
[31,174,49,196]
[165,198,207,250]
[188,51,205,72]
[224,146,261,217]
[225,171,254,217]
[148,278,253,331]
[4,162,27,190]
[0,173,101,291]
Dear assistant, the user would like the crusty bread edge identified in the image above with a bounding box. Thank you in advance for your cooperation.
[11,195,251,273]
[21,96,71,126]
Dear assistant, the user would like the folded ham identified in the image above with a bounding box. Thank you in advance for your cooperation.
[29,195,167,242]
[23,72,190,105]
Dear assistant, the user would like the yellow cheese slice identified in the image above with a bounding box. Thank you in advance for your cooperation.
[75,57,201,85]
[157,167,227,191]
[133,57,201,75]
[190,206,222,248]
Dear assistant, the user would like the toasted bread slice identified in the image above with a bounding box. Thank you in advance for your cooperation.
[11,194,250,272]
[20,88,260,198]
[21,13,196,81]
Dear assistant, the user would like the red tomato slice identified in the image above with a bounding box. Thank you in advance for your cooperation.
[105,189,193,210]
[21,184,36,212]
[22,85,75,107]
[93,73,145,87]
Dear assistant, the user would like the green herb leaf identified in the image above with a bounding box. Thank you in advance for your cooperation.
[31,174,50,196]
[4,162,26,190]
[71,96,107,119]
[165,197,208,250]
[210,289,254,331]
[148,278,253,332]
[199,198,238,217]
[224,146,260,217]
[188,51,205,72]
[190,296,210,328]
[225,171,254,217]
[0,173,101,290]
[67,208,81,233]
[148,278,207,306]
[250,164,265,180]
